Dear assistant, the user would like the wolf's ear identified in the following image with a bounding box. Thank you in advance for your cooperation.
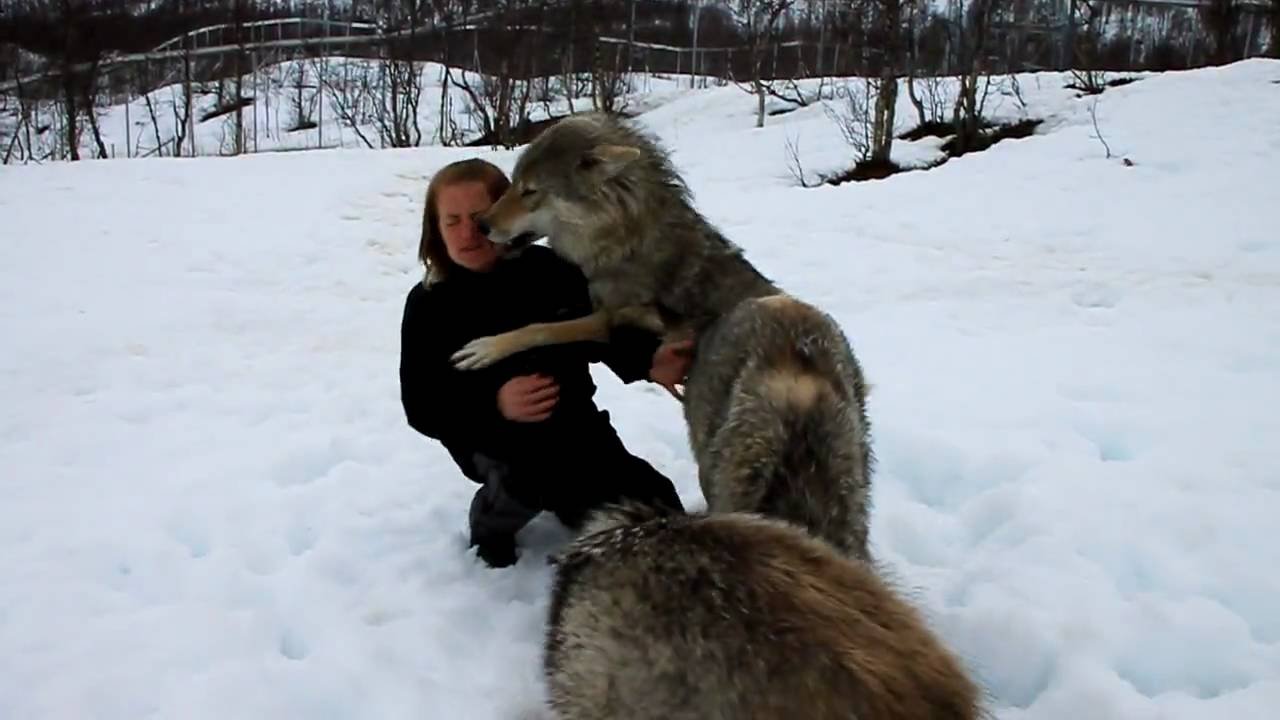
[580,144,641,178]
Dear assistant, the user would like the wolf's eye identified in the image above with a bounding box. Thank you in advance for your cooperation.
[521,187,537,198]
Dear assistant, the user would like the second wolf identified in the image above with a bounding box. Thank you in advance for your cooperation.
[449,112,874,559]
[542,503,985,720]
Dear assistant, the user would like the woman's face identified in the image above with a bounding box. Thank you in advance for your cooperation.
[437,181,501,273]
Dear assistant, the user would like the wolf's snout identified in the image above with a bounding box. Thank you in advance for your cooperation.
[475,218,491,237]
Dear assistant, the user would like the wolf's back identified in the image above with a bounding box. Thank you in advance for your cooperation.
[542,511,984,720]
[684,293,874,558]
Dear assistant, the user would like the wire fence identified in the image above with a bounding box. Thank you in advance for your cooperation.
[3,0,1275,95]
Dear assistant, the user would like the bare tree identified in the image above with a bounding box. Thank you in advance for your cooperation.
[0,74,14,162]
[824,77,875,163]
[1088,95,1111,159]
[946,0,1000,154]
[37,0,114,160]
[904,0,953,130]
[904,0,927,126]
[1067,0,1109,94]
[820,0,900,162]
[556,0,584,114]
[1,48,45,164]
[1199,0,1243,65]
[1271,0,1280,58]
[320,51,424,151]
[319,59,380,149]
[863,0,904,164]
[579,0,629,114]
[448,0,544,148]
[288,60,318,131]
[784,132,822,187]
[139,66,195,158]
[451,56,534,148]
[908,74,954,129]
[176,0,196,157]
[434,63,463,147]
[227,0,250,154]
[52,3,83,160]
[733,0,795,128]
[363,0,429,148]
[379,58,424,147]
[431,0,466,146]
[591,39,630,114]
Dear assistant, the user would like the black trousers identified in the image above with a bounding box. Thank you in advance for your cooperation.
[461,416,684,559]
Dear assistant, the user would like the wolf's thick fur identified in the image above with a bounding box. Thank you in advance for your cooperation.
[543,503,985,720]
[453,112,874,559]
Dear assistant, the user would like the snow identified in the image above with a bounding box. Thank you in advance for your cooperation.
[3,58,1280,719]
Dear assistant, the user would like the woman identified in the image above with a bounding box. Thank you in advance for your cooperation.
[399,158,691,568]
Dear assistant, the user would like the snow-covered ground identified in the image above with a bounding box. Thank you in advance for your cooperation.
[3,58,1279,718]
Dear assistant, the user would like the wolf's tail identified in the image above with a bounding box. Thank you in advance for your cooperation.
[730,345,870,558]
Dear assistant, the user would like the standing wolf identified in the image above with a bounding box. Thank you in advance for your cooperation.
[448,112,874,559]
[542,502,986,720]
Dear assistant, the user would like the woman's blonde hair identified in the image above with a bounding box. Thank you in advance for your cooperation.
[419,157,511,284]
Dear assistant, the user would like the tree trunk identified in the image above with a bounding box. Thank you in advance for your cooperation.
[1271,0,1280,58]
[905,1,926,127]
[61,75,80,161]
[907,73,926,127]
[752,35,768,129]
[872,76,897,163]
[86,102,107,158]
[82,59,107,159]
[182,51,193,157]
[755,79,766,128]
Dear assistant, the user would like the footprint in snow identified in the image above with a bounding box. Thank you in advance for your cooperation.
[169,522,212,559]
[286,523,318,556]
[1070,282,1120,310]
[279,628,310,661]
[1072,417,1136,463]
[271,440,351,487]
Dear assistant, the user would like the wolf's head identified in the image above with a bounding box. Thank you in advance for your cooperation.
[477,113,684,266]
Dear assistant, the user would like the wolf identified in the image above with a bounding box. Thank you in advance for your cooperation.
[542,502,986,720]
[447,112,874,559]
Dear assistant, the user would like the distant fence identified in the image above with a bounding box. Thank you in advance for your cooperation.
[3,0,1275,97]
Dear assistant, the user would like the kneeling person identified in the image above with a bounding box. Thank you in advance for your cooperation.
[399,158,690,568]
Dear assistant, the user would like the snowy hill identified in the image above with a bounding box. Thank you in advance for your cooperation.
[2,58,1279,719]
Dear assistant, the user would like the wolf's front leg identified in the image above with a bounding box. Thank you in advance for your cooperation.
[450,329,533,370]
[450,311,613,370]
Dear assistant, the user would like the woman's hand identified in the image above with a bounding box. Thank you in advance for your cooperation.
[497,373,560,422]
[650,338,696,399]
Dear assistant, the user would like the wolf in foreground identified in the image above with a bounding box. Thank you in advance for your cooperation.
[448,112,874,558]
[542,503,986,720]
[445,113,875,556]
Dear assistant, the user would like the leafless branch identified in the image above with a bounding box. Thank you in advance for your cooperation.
[766,77,826,108]
[1088,95,1111,159]
[825,78,874,163]
[784,132,821,188]
[319,60,378,150]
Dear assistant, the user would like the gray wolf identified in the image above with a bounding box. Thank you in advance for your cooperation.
[542,502,986,720]
[449,111,874,559]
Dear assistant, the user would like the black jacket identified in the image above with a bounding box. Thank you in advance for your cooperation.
[399,245,660,476]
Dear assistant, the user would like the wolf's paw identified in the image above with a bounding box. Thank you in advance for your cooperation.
[451,336,505,370]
